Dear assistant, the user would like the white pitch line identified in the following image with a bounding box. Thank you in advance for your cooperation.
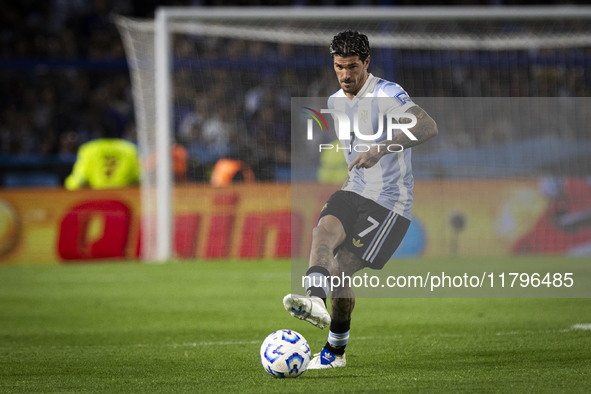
[148,326,591,347]
[495,331,521,336]
[172,341,261,347]
[171,337,387,347]
[495,324,591,336]
[1,325,588,351]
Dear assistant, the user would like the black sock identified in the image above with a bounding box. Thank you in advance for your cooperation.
[325,319,351,356]
[305,266,330,307]
[324,342,346,356]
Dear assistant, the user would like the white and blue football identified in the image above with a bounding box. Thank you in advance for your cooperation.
[260,329,311,378]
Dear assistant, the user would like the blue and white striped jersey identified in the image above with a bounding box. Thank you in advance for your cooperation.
[327,73,416,219]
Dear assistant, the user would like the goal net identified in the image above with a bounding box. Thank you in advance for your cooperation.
[116,7,591,262]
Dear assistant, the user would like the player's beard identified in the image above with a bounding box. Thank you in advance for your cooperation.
[340,72,367,95]
[340,78,359,94]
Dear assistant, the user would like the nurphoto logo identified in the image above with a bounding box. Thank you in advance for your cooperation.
[302,107,418,153]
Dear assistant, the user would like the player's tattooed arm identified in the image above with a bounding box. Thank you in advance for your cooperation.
[348,150,381,171]
[348,105,438,171]
[396,105,439,149]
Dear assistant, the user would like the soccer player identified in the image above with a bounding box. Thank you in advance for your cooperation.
[283,30,438,369]
[65,128,140,190]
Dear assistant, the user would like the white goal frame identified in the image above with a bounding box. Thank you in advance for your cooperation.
[136,6,591,261]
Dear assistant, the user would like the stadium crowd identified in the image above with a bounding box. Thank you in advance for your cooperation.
[1,0,591,184]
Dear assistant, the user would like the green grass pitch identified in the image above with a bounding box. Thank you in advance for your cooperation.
[1,259,590,393]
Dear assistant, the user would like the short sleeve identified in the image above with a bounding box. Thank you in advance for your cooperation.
[377,82,416,114]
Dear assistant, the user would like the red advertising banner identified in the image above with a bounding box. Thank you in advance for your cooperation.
[0,184,291,264]
[1,178,589,265]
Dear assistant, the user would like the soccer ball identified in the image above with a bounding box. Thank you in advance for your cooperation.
[260,329,311,378]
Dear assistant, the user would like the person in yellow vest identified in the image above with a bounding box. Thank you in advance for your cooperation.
[65,131,140,190]
[317,139,349,185]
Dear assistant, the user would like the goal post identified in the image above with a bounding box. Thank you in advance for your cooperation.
[116,6,591,261]
[154,9,173,262]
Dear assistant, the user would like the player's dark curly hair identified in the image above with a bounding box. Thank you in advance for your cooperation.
[329,30,370,62]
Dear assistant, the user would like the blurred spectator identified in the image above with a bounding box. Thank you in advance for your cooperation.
[59,130,80,157]
[210,158,255,187]
[1,0,591,186]
[244,74,290,118]
[246,105,290,180]
[187,103,236,165]
[143,140,191,183]
[307,68,336,97]
[179,94,209,145]
[172,143,189,183]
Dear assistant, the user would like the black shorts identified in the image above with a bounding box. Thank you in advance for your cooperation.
[319,190,411,270]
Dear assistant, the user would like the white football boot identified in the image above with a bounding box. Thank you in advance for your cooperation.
[283,294,331,329]
[308,348,346,369]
